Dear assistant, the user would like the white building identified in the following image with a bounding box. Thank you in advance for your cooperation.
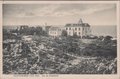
[49,27,64,38]
[65,19,91,38]
[49,19,91,38]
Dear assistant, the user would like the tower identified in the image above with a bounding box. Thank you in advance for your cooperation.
[78,18,83,24]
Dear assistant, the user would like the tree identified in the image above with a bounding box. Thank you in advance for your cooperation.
[73,32,78,38]
[104,36,113,42]
[61,30,67,37]
[36,27,42,35]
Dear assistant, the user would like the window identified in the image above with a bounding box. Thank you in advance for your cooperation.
[83,28,84,31]
[75,28,77,30]
[79,28,80,30]
[66,28,68,30]
[69,27,71,30]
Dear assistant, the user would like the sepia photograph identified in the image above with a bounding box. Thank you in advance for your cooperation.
[2,1,119,77]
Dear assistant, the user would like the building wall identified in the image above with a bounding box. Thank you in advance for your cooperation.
[65,26,90,38]
[49,27,64,37]
[48,19,91,38]
[49,26,91,38]
[82,27,91,36]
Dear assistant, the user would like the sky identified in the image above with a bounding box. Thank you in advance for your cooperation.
[3,3,117,26]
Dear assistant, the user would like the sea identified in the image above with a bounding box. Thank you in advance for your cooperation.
[91,25,117,38]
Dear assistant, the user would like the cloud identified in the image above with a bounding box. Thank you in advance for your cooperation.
[52,4,116,16]
[3,4,116,25]
[3,4,116,18]
[35,4,116,17]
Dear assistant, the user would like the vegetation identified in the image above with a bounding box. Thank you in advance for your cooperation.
[61,30,67,37]
[3,26,117,74]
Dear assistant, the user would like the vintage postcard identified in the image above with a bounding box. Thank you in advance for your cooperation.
[0,1,120,79]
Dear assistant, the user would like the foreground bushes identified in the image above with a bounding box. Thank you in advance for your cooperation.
[64,57,117,74]
[3,36,117,74]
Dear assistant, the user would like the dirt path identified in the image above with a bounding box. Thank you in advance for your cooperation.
[66,53,97,65]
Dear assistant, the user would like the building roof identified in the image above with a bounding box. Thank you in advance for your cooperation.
[65,23,90,27]
[78,18,83,24]
[49,27,63,31]
[65,18,90,27]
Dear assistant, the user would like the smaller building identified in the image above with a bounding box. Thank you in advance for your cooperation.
[49,26,64,38]
[44,26,51,35]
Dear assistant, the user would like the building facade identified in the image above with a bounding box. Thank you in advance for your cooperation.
[49,19,91,38]
[65,19,91,38]
[49,27,64,38]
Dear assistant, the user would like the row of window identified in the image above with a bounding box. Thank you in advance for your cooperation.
[68,32,81,35]
[66,27,86,31]
[68,31,89,35]
[66,27,80,30]
[66,27,90,32]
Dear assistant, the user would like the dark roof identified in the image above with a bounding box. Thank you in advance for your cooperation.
[65,23,90,27]
[49,27,62,31]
